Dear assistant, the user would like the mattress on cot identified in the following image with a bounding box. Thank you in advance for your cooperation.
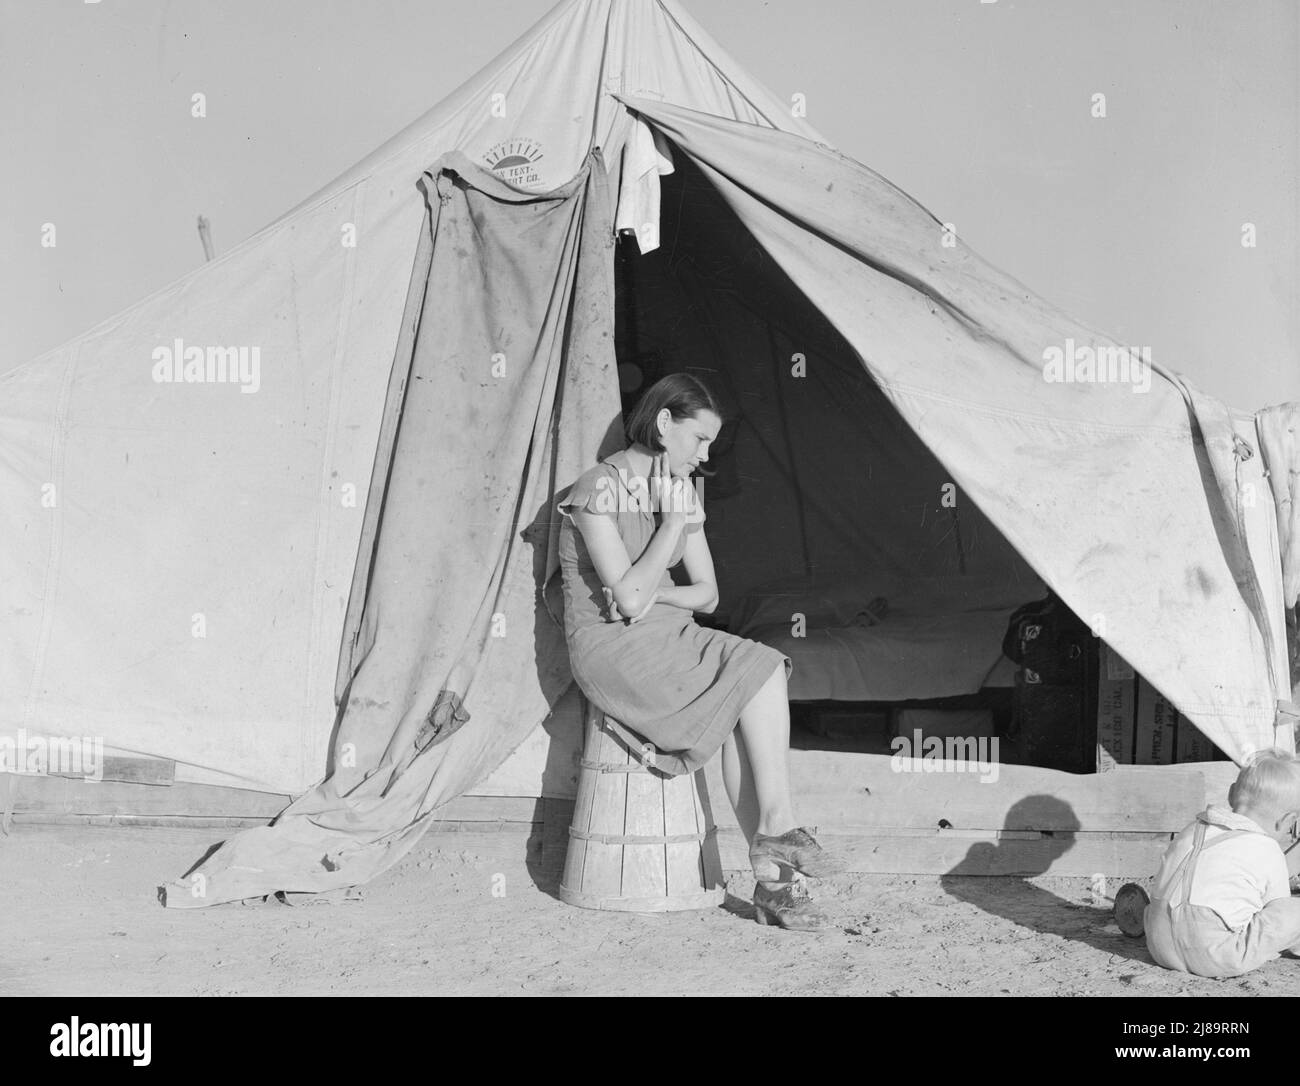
[729,571,1041,702]
[740,611,1018,702]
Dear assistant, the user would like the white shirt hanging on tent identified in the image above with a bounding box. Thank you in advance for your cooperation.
[614,115,675,254]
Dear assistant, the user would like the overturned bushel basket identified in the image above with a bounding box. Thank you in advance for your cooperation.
[560,699,725,912]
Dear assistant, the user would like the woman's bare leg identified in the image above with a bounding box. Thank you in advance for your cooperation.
[721,732,760,844]
[735,663,797,837]
[730,664,836,924]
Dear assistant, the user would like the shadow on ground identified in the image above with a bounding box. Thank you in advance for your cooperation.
[939,794,1154,967]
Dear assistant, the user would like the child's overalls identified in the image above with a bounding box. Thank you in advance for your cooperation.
[1145,822,1300,978]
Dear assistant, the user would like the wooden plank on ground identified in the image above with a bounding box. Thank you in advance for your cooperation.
[9,814,274,831]
[435,795,541,823]
[736,750,1209,833]
[47,755,176,786]
[6,821,251,844]
[1197,761,1239,807]
[7,773,547,826]
[714,826,1170,878]
[6,774,290,818]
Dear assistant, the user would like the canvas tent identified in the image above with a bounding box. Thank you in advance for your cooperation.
[1,0,1295,907]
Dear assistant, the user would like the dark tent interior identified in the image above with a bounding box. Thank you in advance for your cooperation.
[609,147,1093,768]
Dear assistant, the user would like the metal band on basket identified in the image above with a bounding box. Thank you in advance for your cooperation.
[596,717,658,769]
[579,757,660,773]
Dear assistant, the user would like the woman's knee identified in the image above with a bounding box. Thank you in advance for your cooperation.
[762,660,788,695]
[740,663,788,722]
[761,663,789,712]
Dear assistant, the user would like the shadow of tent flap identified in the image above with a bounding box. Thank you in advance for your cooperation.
[415,690,471,755]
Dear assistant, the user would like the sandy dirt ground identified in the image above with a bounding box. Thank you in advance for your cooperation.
[3,823,1299,997]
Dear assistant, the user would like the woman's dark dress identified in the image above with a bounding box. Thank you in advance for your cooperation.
[556,448,792,775]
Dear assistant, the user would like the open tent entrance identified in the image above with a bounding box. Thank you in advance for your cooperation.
[610,145,1173,773]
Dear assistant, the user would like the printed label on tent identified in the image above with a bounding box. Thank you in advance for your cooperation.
[483,137,546,189]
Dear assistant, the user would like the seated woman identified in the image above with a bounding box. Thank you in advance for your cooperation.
[555,372,843,931]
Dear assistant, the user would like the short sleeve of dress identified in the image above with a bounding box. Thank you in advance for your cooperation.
[557,465,618,520]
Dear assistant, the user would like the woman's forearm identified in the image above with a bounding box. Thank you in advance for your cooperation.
[611,521,683,613]
[657,582,719,614]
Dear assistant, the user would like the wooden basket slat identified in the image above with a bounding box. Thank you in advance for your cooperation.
[560,697,724,912]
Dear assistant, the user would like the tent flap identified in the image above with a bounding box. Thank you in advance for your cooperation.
[163,149,622,908]
[617,94,1286,761]
[1258,401,1300,702]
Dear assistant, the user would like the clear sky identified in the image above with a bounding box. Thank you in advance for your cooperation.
[1,0,1295,409]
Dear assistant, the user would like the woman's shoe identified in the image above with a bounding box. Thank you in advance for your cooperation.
[752,880,832,932]
[750,826,845,878]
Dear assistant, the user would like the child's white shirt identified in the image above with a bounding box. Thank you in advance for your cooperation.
[1152,804,1290,930]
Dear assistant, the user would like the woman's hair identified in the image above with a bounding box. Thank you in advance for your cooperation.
[624,373,724,451]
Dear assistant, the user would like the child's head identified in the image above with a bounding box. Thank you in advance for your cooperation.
[1228,749,1300,832]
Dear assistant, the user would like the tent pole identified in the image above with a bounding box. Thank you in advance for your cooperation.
[196,215,215,262]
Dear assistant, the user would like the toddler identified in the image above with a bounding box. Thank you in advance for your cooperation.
[1145,748,1300,977]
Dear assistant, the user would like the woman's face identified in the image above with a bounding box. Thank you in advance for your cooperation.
[657,408,722,478]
